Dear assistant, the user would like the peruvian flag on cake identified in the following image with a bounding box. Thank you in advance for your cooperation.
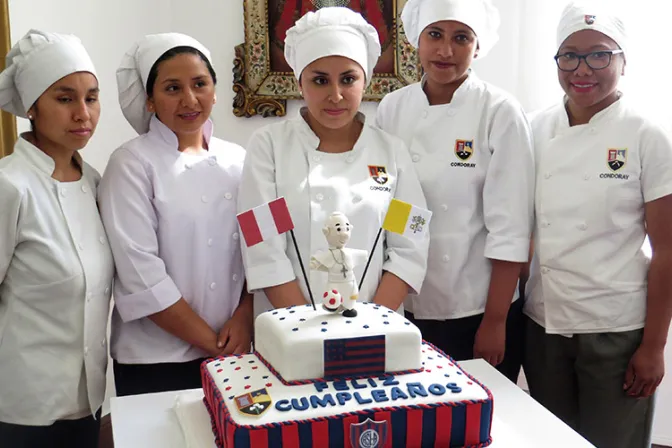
[237,197,294,247]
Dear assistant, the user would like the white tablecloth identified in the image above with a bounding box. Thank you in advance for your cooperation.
[111,359,595,447]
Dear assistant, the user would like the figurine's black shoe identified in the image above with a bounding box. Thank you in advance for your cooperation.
[342,309,357,317]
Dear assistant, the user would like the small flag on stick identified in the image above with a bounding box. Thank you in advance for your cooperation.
[382,199,432,240]
[237,197,294,247]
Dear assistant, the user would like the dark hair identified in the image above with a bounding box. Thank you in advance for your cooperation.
[145,46,217,97]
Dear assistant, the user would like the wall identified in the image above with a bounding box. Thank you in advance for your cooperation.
[8,0,671,442]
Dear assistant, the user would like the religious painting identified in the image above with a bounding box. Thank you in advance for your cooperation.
[233,0,421,118]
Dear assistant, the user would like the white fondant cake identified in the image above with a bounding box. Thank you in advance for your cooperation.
[254,303,422,382]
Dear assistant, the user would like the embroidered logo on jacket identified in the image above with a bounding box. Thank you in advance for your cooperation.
[585,14,596,25]
[454,140,474,161]
[369,165,390,191]
[607,148,627,171]
[600,148,630,179]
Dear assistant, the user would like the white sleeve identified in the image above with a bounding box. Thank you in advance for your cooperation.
[482,100,535,262]
[375,95,391,130]
[237,129,296,293]
[98,148,182,322]
[382,140,430,294]
[0,173,20,283]
[640,124,672,203]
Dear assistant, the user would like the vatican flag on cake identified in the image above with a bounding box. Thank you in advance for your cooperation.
[382,199,432,240]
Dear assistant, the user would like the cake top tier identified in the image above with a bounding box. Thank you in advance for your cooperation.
[254,303,423,383]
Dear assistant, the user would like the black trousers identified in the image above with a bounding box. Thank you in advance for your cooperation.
[113,358,207,397]
[406,298,525,383]
[0,410,101,448]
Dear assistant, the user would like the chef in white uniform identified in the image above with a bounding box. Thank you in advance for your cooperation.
[523,3,672,447]
[376,0,534,382]
[238,7,429,316]
[99,33,251,396]
[0,30,113,447]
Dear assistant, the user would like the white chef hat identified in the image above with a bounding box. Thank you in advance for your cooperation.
[284,7,381,86]
[401,0,500,58]
[557,2,627,56]
[117,33,212,134]
[0,29,97,118]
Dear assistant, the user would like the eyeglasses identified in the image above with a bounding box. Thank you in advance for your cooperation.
[554,50,624,72]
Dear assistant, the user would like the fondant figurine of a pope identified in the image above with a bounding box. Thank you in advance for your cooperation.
[310,212,368,317]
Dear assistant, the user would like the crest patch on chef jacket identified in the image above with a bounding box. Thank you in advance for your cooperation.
[368,165,389,185]
[584,14,596,25]
[454,140,474,161]
[607,148,627,172]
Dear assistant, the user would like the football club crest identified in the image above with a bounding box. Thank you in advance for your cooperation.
[607,148,627,171]
[234,388,272,416]
[350,418,389,448]
[368,165,389,185]
[454,140,474,161]
[585,14,596,25]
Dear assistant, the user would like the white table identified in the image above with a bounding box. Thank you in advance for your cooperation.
[111,359,595,447]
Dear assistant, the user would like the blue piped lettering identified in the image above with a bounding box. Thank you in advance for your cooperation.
[291,397,310,410]
[351,379,367,389]
[333,380,350,391]
[428,384,446,396]
[382,376,399,386]
[390,386,409,400]
[310,394,336,408]
[314,382,329,393]
[371,389,389,403]
[407,382,428,398]
[354,392,373,405]
[367,378,378,387]
[336,392,352,405]
[275,399,292,412]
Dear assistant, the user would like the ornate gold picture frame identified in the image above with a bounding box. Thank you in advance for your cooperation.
[0,0,16,158]
[233,0,421,118]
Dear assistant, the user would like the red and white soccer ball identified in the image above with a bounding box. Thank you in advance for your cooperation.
[322,289,343,312]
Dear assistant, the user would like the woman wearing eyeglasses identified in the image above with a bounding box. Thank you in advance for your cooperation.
[523,3,672,447]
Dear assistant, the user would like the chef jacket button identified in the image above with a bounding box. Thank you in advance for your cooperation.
[541,267,550,274]
[316,193,324,201]
[578,223,588,231]
[233,233,239,240]
[60,189,67,197]
[313,155,321,162]
[208,157,217,166]
[78,243,84,251]
[84,347,89,356]
[208,238,214,246]
[233,274,239,281]
[542,221,550,228]
[590,128,596,133]
[544,172,551,179]
[447,110,456,117]
[411,154,420,162]
[81,185,88,194]
[442,255,450,262]
[105,287,110,295]
[346,155,355,163]
[584,174,590,180]
[441,204,448,211]
[225,192,233,200]
[87,292,93,302]
[421,110,428,118]
[101,338,106,347]
[210,282,216,290]
[201,195,208,203]
[99,236,106,244]
[185,163,192,169]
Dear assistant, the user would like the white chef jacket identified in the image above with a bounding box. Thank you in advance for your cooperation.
[98,116,245,363]
[525,98,672,334]
[238,109,429,316]
[376,73,534,320]
[0,136,113,425]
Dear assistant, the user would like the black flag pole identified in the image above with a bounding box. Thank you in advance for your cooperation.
[289,229,316,310]
[358,227,383,290]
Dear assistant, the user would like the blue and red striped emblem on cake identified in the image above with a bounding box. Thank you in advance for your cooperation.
[324,335,386,378]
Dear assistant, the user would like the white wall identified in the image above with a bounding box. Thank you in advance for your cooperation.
[8,0,671,442]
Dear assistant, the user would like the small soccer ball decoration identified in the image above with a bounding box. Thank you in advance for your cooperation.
[322,289,343,312]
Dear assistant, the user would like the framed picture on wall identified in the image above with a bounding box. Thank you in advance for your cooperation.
[233,0,421,118]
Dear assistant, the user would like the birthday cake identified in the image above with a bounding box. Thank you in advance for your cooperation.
[201,303,493,447]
